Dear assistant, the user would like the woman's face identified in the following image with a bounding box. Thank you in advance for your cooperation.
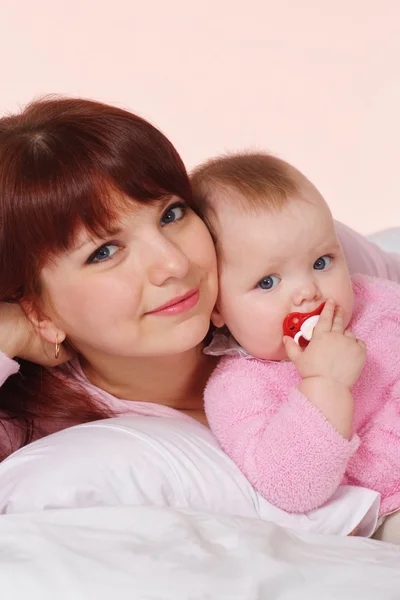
[39,197,218,359]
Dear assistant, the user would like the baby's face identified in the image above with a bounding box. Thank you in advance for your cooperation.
[211,190,354,360]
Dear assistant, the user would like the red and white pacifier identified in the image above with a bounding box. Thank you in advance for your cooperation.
[282,303,325,347]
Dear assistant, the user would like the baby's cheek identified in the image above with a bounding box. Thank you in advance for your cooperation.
[229,305,254,338]
[239,319,284,360]
[332,273,354,324]
[221,302,257,342]
[339,292,355,330]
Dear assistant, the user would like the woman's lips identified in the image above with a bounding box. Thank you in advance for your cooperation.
[146,288,200,316]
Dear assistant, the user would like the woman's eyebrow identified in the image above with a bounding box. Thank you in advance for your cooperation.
[69,227,123,254]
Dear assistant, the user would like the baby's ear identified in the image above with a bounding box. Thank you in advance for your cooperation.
[211,304,225,328]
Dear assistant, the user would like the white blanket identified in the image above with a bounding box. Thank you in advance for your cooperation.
[1,505,400,599]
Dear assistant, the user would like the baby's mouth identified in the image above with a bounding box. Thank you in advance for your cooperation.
[283,303,325,347]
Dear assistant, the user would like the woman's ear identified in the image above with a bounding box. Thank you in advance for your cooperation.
[20,299,66,345]
[211,304,225,329]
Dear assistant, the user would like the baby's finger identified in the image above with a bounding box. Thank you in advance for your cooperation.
[283,336,303,364]
[344,330,355,339]
[331,306,344,334]
[313,299,335,335]
[357,339,366,350]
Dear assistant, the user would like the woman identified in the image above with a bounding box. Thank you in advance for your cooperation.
[1,96,400,461]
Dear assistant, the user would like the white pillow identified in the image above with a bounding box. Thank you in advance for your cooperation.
[368,227,400,254]
[0,416,379,536]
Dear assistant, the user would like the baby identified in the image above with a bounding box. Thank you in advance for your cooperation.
[190,152,400,519]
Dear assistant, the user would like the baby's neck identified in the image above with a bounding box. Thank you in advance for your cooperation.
[80,346,218,412]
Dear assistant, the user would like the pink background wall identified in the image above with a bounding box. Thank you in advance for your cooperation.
[1,0,399,233]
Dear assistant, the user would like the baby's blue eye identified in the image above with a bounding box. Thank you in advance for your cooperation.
[161,203,186,225]
[89,243,119,264]
[257,275,280,290]
[313,255,332,271]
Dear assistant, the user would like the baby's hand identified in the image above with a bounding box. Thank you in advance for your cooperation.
[283,299,366,389]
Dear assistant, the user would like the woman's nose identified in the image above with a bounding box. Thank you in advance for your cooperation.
[145,236,190,286]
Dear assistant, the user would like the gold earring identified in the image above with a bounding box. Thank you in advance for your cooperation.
[55,336,60,360]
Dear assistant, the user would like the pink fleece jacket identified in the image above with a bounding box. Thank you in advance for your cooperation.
[205,274,400,517]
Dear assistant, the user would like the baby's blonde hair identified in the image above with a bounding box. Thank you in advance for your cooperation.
[190,152,309,239]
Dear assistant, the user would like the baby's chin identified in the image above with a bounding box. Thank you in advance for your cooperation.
[240,341,287,362]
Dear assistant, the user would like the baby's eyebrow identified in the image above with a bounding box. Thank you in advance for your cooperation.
[314,239,341,253]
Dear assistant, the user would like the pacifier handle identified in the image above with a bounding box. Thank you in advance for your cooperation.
[282,302,325,347]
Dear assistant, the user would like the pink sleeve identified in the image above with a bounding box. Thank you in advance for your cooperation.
[335,221,400,282]
[0,351,19,386]
[0,351,22,458]
[205,358,359,513]
[345,379,400,516]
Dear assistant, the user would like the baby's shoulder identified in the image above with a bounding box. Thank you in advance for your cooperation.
[351,274,400,352]
[352,273,400,307]
[208,355,296,393]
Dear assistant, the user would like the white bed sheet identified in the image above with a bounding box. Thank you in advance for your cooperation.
[1,504,400,600]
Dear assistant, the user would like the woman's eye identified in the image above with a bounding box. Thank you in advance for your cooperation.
[88,243,119,264]
[257,275,280,290]
[161,203,186,226]
[313,255,332,271]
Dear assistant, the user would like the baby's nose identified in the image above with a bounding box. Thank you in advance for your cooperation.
[292,282,321,306]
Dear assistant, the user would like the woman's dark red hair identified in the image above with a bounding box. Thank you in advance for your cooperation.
[0,96,192,458]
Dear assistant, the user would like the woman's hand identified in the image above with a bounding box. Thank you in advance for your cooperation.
[0,302,73,366]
